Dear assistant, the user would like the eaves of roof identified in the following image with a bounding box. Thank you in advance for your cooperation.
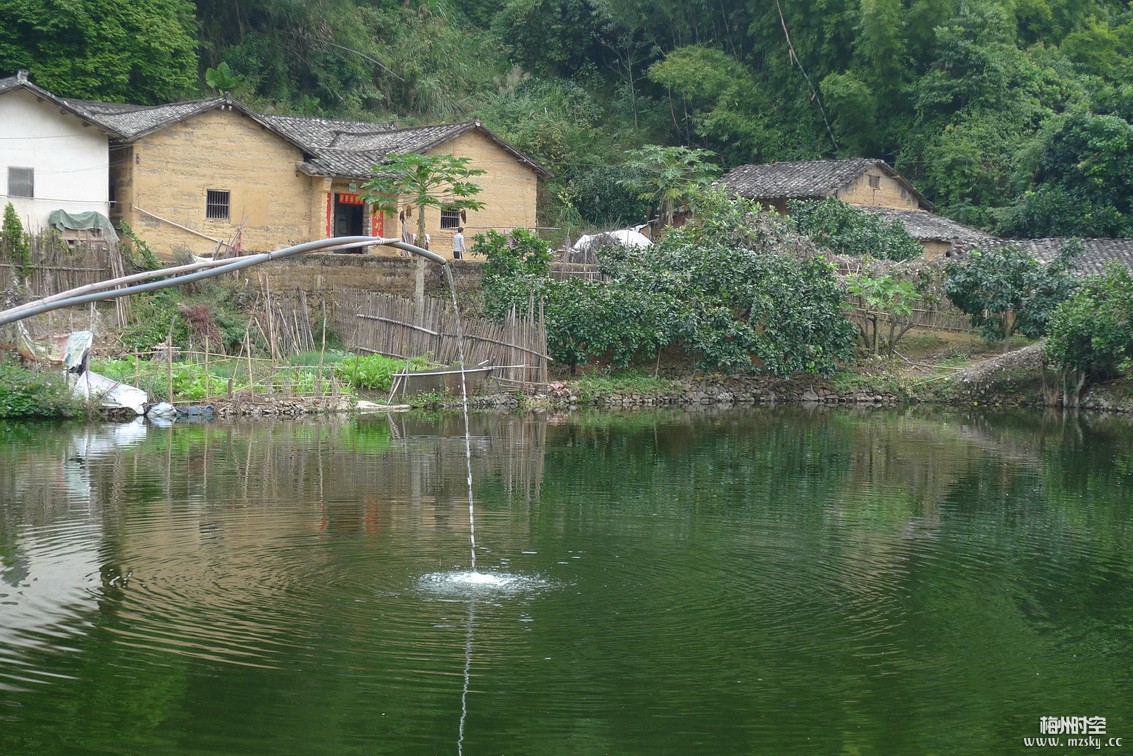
[0,71,128,139]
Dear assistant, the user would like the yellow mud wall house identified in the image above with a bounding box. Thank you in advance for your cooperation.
[273,118,549,260]
[718,158,991,259]
[68,98,549,260]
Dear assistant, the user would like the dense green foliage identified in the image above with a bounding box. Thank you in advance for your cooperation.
[7,1,1133,237]
[0,360,78,418]
[1044,264,1133,381]
[945,241,1081,341]
[1,202,29,276]
[789,199,923,261]
[334,353,433,391]
[0,0,197,103]
[485,190,857,375]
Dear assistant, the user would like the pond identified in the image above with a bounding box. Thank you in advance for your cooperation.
[1,407,1131,753]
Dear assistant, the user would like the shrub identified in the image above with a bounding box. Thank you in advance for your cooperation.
[789,198,922,261]
[945,241,1080,341]
[1044,263,1133,382]
[334,353,435,391]
[0,361,78,418]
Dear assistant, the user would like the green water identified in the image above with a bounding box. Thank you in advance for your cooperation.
[1,407,1131,754]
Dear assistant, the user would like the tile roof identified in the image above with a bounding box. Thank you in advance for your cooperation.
[858,207,992,244]
[295,122,551,179]
[7,72,551,181]
[257,114,399,151]
[66,95,248,140]
[720,158,932,210]
[953,237,1133,277]
[0,71,126,138]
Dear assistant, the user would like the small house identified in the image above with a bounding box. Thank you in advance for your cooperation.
[55,93,549,260]
[0,70,123,234]
[719,158,989,258]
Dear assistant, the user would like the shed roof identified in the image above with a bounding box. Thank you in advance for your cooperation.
[858,207,992,244]
[720,158,932,210]
[953,237,1133,277]
[0,70,126,138]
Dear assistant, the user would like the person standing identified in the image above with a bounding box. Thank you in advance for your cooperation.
[452,227,466,260]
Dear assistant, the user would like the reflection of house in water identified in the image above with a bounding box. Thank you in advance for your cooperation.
[0,424,129,655]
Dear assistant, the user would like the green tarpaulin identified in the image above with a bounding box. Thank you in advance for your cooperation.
[47,209,119,245]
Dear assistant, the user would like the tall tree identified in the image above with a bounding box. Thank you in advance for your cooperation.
[362,153,485,309]
[0,0,197,103]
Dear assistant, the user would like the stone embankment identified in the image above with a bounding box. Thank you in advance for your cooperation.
[467,376,906,410]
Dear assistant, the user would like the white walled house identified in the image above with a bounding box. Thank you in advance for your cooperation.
[0,70,123,232]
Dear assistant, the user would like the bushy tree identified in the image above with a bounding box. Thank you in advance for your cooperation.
[788,199,922,261]
[486,188,857,376]
[944,240,1080,342]
[1044,263,1133,398]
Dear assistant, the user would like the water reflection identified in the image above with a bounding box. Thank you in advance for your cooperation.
[0,407,1131,752]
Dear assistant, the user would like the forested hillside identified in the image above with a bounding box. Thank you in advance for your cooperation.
[3,0,1132,237]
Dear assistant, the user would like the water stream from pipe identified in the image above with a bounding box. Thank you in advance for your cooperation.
[443,265,478,574]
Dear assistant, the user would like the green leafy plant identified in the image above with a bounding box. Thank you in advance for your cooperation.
[118,221,162,272]
[789,199,922,261]
[2,202,31,277]
[0,360,79,418]
[618,144,720,226]
[1044,263,1133,404]
[845,272,927,354]
[334,354,434,391]
[362,153,485,244]
[945,241,1080,342]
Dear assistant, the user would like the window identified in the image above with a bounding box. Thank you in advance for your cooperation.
[440,209,461,229]
[206,189,230,220]
[868,174,881,189]
[7,167,34,198]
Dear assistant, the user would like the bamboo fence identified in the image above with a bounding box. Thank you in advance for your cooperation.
[1,236,129,328]
[333,290,550,388]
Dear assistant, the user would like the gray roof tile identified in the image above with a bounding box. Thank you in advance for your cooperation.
[721,158,932,210]
[66,96,229,139]
[7,72,550,181]
[1,72,127,138]
[954,238,1133,277]
[859,207,992,244]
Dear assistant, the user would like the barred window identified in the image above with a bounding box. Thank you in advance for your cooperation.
[7,167,34,198]
[440,209,461,229]
[206,190,230,220]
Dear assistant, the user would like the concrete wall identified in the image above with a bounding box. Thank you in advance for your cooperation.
[0,88,111,231]
[835,171,921,210]
[120,108,320,257]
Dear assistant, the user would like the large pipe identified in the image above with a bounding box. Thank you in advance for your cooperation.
[0,236,447,327]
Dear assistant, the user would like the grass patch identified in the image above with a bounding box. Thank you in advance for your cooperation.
[572,370,680,402]
[0,359,87,418]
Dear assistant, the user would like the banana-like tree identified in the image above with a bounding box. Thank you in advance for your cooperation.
[362,153,485,246]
